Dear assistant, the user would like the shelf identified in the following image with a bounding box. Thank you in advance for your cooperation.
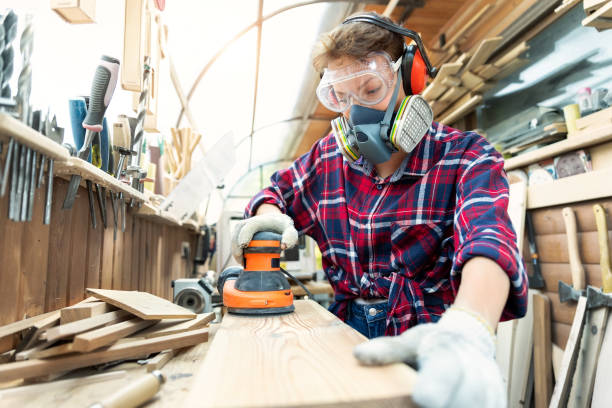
[504,123,612,170]
[0,113,69,161]
[527,167,612,209]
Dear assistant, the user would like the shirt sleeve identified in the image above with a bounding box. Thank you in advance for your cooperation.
[244,137,325,234]
[451,137,528,321]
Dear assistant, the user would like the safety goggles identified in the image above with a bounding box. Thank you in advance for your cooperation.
[316,52,402,113]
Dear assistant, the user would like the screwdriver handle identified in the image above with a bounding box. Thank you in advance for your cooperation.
[83,55,120,132]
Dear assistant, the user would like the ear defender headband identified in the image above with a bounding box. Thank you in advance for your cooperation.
[342,14,437,95]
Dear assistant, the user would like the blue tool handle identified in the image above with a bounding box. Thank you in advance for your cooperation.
[68,97,87,151]
[100,117,110,172]
[83,55,120,132]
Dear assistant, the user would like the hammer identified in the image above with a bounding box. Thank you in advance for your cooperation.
[559,207,586,303]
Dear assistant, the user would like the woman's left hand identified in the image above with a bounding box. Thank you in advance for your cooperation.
[353,307,506,408]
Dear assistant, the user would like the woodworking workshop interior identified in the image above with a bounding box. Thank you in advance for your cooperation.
[1,0,612,407]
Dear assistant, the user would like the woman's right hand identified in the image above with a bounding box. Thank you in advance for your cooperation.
[230,212,298,262]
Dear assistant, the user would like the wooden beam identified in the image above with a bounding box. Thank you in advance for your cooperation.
[87,288,196,320]
[183,300,416,407]
[438,93,483,125]
[0,328,209,383]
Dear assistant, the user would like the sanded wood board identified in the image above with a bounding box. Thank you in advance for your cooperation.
[464,36,503,72]
[136,312,215,338]
[60,301,115,325]
[184,300,416,408]
[87,288,196,320]
[72,318,158,352]
[43,310,130,342]
[0,328,209,382]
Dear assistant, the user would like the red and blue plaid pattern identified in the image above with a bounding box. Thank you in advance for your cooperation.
[245,121,528,335]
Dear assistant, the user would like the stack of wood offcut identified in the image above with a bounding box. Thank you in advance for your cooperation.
[0,289,214,385]
[423,37,530,126]
[165,128,202,181]
[582,0,612,31]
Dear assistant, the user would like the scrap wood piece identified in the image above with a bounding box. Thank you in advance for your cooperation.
[493,58,530,81]
[476,64,501,80]
[145,349,175,372]
[582,1,612,30]
[43,310,130,343]
[137,312,215,339]
[87,288,196,320]
[438,93,483,125]
[0,311,60,341]
[464,36,504,72]
[0,328,209,383]
[30,342,76,359]
[439,86,468,104]
[60,301,115,325]
[72,318,159,352]
[184,300,416,408]
[550,296,587,407]
[15,312,61,352]
[441,75,461,87]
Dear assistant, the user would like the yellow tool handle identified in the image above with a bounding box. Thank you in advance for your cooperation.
[562,207,585,291]
[88,371,165,408]
[593,204,612,293]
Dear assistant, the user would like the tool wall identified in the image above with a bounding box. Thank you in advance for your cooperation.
[522,199,612,349]
[0,176,198,337]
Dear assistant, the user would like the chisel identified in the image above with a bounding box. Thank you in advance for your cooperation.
[86,179,97,229]
[20,147,31,221]
[63,55,120,210]
[0,138,13,196]
[95,183,107,228]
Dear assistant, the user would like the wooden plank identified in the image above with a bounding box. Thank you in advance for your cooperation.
[184,300,416,408]
[111,198,125,290]
[493,42,530,68]
[440,75,461,87]
[45,179,73,311]
[145,349,175,372]
[591,314,612,407]
[464,36,503,71]
[438,93,483,125]
[60,301,114,325]
[137,312,215,338]
[477,64,501,80]
[130,217,141,291]
[532,199,612,235]
[0,114,70,160]
[0,328,209,382]
[15,312,61,351]
[422,82,447,102]
[550,296,588,407]
[460,70,485,90]
[100,193,115,289]
[87,288,196,320]
[546,291,577,326]
[575,105,612,131]
[442,4,493,51]
[509,289,536,408]
[537,231,612,265]
[72,318,157,352]
[553,321,572,349]
[85,197,103,291]
[533,292,553,408]
[531,263,602,295]
[43,310,130,342]
[19,182,51,318]
[0,166,24,326]
[121,209,133,290]
[584,0,610,14]
[438,86,468,104]
[582,1,612,30]
[68,194,89,305]
[30,342,75,359]
[0,311,59,341]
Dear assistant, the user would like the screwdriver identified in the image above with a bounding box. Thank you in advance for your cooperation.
[63,55,120,209]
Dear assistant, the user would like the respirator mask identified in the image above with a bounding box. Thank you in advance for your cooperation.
[317,52,433,164]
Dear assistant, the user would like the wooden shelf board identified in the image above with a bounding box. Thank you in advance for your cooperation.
[0,113,69,161]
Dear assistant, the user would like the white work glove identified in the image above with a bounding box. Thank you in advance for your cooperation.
[353,307,506,408]
[231,213,298,263]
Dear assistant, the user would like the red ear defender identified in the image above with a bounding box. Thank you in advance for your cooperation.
[401,45,428,95]
[410,48,427,95]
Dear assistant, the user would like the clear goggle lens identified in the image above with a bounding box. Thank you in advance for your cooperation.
[316,53,400,113]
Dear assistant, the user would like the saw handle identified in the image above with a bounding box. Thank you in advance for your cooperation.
[593,204,612,293]
[562,207,585,291]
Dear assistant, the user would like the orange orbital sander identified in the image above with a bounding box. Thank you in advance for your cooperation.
[217,231,294,315]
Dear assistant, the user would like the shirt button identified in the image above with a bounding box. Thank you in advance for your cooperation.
[376,184,383,190]
[368,307,378,316]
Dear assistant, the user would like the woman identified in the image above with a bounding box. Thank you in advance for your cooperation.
[232,12,528,408]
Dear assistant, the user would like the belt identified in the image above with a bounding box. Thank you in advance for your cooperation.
[354,297,387,305]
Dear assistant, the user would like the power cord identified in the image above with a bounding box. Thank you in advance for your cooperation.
[280,267,314,299]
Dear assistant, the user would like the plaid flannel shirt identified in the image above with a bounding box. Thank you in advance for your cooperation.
[245,121,528,335]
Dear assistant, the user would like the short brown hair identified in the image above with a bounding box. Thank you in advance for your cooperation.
[312,12,404,73]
